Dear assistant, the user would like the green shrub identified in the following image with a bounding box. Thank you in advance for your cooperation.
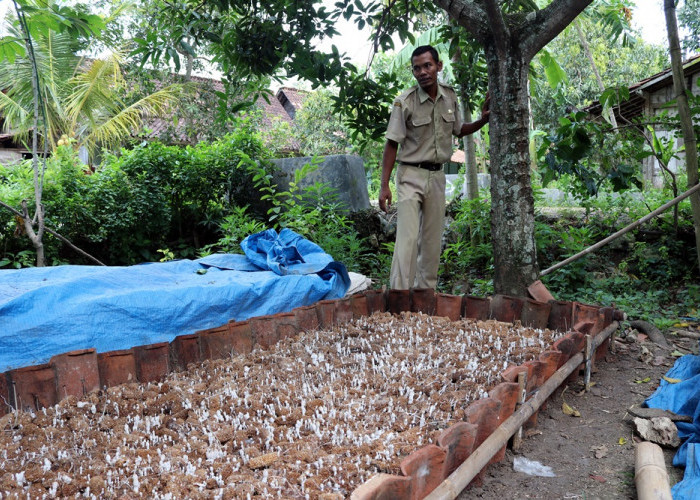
[245,158,367,273]
[1,120,275,266]
[199,205,266,255]
[440,195,494,294]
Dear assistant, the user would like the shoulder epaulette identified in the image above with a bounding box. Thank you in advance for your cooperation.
[397,85,419,101]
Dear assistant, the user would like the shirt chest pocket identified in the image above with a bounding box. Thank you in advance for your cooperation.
[441,112,456,123]
[411,115,432,127]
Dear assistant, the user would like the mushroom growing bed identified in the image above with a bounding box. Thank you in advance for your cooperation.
[0,311,564,499]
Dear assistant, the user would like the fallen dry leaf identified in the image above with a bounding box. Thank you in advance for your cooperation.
[590,445,608,459]
[562,401,581,417]
[652,356,666,366]
[662,375,682,384]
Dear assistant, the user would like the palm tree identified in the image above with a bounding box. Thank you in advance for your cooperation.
[0,28,180,160]
[0,2,179,267]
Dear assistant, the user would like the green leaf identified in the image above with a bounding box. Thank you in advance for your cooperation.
[0,36,25,63]
[179,40,196,57]
[540,49,568,89]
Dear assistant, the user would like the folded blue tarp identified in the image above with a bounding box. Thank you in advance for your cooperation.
[0,228,350,372]
[646,349,700,499]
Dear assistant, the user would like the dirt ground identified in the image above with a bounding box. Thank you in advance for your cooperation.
[463,327,699,500]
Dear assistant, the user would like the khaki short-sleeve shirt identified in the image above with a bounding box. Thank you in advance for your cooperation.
[386,83,462,164]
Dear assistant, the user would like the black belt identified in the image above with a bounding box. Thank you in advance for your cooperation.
[401,161,443,171]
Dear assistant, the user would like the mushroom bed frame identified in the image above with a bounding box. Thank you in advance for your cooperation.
[0,288,621,499]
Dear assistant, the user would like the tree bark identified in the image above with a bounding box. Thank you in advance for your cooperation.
[462,104,479,200]
[664,0,700,272]
[486,44,539,295]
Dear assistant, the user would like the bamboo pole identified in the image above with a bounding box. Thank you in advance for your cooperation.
[425,321,619,500]
[584,334,593,391]
[635,442,672,500]
[539,183,700,277]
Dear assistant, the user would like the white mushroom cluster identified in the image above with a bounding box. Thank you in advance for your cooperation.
[0,312,561,498]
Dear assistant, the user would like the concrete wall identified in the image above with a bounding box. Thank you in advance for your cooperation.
[0,149,24,166]
[643,74,700,188]
[271,155,370,212]
[445,173,491,200]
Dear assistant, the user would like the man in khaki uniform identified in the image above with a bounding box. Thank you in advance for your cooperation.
[379,45,490,290]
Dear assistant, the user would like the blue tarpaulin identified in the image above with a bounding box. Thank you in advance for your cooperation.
[646,348,700,499]
[0,228,350,372]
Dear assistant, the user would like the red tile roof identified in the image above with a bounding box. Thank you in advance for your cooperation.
[140,74,308,151]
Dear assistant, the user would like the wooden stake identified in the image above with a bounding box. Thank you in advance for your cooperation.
[635,441,672,500]
[512,371,527,451]
[584,334,592,391]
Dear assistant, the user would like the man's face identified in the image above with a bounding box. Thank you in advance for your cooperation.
[411,51,442,91]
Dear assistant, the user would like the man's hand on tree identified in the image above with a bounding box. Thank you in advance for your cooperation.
[481,92,491,122]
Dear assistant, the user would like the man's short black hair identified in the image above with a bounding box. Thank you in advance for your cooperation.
[411,45,440,64]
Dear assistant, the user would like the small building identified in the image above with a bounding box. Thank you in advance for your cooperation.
[142,77,308,155]
[0,124,29,166]
[587,54,700,188]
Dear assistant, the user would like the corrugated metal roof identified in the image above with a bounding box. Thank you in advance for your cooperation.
[586,53,700,120]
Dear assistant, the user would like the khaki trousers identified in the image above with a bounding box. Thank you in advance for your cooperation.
[389,165,446,290]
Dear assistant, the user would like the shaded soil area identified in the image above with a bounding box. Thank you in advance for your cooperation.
[464,328,700,499]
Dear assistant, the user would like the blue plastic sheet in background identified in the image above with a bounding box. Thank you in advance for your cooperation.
[0,228,350,372]
[645,348,700,499]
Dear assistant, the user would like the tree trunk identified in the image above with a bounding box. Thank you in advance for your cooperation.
[451,41,480,201]
[574,20,618,129]
[664,0,700,271]
[462,104,480,200]
[15,0,46,266]
[486,46,539,296]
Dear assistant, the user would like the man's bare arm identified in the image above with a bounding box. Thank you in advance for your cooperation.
[379,139,398,213]
[458,93,491,138]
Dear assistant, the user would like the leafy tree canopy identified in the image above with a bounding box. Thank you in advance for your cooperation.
[678,0,700,53]
[531,18,668,131]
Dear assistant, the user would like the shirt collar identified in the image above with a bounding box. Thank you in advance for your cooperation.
[417,84,443,103]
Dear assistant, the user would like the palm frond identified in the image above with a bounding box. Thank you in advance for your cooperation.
[0,91,30,134]
[82,84,182,154]
[66,52,126,128]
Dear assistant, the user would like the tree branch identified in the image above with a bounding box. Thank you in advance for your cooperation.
[0,200,107,266]
[433,0,490,44]
[482,0,509,55]
[520,0,593,61]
